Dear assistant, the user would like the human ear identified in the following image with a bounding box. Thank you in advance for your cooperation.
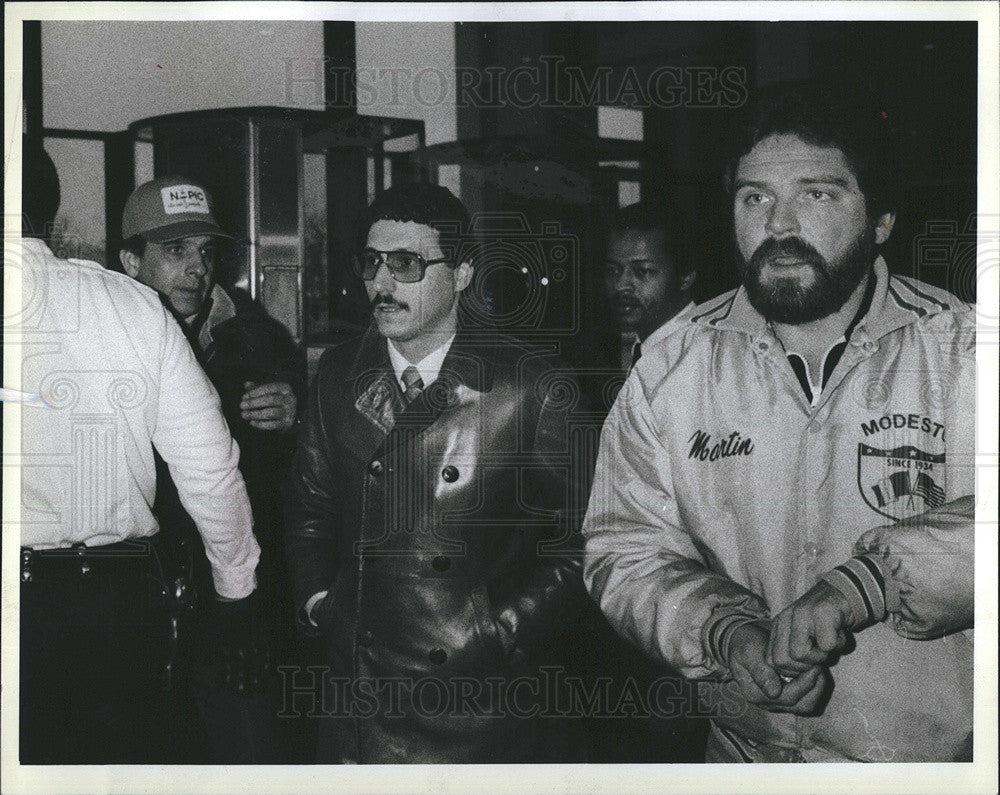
[120,250,140,278]
[874,212,896,245]
[454,261,473,293]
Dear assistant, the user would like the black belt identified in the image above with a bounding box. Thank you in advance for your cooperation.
[21,537,164,582]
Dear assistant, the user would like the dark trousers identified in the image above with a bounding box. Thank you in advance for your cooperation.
[19,540,190,764]
[182,531,307,763]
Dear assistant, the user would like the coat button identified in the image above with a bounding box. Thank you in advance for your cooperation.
[432,555,451,572]
[368,459,383,476]
[358,630,374,647]
[441,465,459,482]
[428,648,447,665]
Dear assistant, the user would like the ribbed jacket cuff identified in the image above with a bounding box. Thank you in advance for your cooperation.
[706,610,766,669]
[819,554,893,628]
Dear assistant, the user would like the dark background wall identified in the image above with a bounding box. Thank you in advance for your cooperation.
[452,20,978,341]
[24,20,979,353]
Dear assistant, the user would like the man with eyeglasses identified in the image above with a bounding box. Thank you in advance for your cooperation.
[285,182,589,763]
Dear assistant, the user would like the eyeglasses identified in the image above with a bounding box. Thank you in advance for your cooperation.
[353,248,454,283]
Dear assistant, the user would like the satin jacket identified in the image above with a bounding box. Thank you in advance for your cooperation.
[583,257,975,762]
[285,327,589,763]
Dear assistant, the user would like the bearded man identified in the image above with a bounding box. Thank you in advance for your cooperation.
[582,81,974,762]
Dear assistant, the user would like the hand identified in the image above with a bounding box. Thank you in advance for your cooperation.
[240,381,297,431]
[768,581,853,676]
[727,620,828,715]
[211,593,272,696]
[855,498,974,639]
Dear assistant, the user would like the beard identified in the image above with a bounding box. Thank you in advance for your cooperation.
[736,227,876,325]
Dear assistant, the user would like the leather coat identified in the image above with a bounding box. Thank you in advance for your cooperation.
[285,327,589,763]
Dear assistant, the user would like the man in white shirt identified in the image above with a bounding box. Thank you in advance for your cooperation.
[16,138,259,763]
[285,183,589,763]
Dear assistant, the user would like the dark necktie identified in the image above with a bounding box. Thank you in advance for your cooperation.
[401,365,425,406]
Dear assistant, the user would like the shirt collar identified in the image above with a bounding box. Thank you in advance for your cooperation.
[194,284,237,351]
[777,270,876,362]
[387,333,456,390]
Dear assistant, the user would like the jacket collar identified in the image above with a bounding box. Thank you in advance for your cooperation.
[692,256,945,345]
[349,325,498,439]
[194,284,237,351]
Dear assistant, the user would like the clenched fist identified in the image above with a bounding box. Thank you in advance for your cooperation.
[727,619,829,715]
[240,381,297,431]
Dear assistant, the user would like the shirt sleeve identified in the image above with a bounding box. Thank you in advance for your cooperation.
[582,372,769,679]
[152,307,259,599]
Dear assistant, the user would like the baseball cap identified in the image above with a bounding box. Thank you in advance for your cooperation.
[121,176,233,242]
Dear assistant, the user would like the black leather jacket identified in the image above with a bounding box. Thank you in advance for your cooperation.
[285,327,590,763]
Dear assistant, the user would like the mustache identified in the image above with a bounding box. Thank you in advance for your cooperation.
[371,294,409,310]
[749,236,826,270]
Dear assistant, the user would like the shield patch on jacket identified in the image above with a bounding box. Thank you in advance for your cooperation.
[857,443,946,520]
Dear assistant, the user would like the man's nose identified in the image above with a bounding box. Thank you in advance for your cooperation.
[613,269,637,293]
[371,260,395,292]
[185,252,209,277]
[765,199,800,237]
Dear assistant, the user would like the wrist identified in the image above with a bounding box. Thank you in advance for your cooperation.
[819,554,890,628]
[714,614,767,670]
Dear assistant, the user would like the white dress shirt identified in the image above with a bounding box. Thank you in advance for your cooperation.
[16,238,259,599]
[387,333,456,391]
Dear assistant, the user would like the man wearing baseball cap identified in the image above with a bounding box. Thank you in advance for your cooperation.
[120,176,306,762]
[120,177,234,320]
